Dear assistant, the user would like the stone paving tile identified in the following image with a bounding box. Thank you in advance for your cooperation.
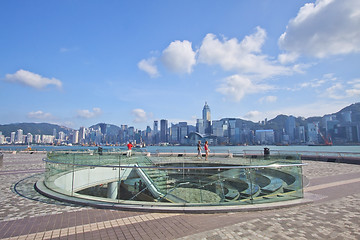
[1,153,360,240]
[177,193,360,240]
[0,153,87,222]
[302,160,360,179]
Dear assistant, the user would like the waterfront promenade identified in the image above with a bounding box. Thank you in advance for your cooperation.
[0,152,359,239]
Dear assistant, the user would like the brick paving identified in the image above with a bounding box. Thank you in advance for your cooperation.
[0,152,359,239]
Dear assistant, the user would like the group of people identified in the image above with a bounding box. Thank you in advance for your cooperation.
[197,140,210,160]
[128,140,211,160]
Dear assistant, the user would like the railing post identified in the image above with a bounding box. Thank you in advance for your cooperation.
[118,153,121,203]
[71,154,75,197]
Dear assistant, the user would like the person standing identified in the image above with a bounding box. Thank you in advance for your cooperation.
[127,141,133,157]
[204,141,210,160]
[197,140,202,159]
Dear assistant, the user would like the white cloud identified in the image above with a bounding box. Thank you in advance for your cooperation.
[59,47,78,53]
[77,108,102,119]
[5,69,62,90]
[27,110,54,120]
[259,95,277,104]
[346,78,360,97]
[161,40,196,74]
[216,74,273,102]
[60,47,70,53]
[325,83,345,99]
[138,57,160,78]
[243,111,262,120]
[279,0,360,58]
[198,27,291,78]
[278,52,299,64]
[131,109,152,123]
[346,88,360,97]
[300,73,336,88]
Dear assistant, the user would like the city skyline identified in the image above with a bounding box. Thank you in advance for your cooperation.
[1,101,359,146]
[1,0,360,130]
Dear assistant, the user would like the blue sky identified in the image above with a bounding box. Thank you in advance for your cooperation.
[1,0,359,130]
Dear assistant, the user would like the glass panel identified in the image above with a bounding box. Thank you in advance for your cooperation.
[42,151,306,207]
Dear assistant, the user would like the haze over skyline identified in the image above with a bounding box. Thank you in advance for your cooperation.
[1,0,359,129]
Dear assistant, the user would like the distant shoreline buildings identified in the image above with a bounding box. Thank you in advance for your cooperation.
[1,102,360,146]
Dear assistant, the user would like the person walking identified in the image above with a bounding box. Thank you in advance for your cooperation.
[197,140,202,159]
[204,141,210,160]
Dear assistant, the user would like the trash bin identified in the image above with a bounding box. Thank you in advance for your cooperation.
[264,147,270,156]
[98,147,103,155]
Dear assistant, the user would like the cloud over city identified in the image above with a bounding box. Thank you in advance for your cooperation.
[161,40,196,74]
[4,69,62,90]
[216,74,274,102]
[76,108,102,119]
[259,95,278,104]
[198,27,291,78]
[279,0,360,59]
[27,110,54,120]
[138,57,160,78]
[131,109,152,123]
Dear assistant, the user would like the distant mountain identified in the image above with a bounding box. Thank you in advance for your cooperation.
[266,102,360,130]
[333,102,360,122]
[0,123,73,137]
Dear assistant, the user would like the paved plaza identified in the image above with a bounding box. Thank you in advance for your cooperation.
[0,152,359,239]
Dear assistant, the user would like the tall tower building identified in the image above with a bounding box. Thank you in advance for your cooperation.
[79,127,86,144]
[153,121,159,144]
[285,116,296,143]
[160,119,168,143]
[202,102,211,135]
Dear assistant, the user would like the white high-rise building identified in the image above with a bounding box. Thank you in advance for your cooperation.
[42,135,55,144]
[73,131,79,144]
[11,132,16,143]
[0,133,5,144]
[202,102,211,135]
[79,127,86,143]
[35,135,41,144]
[27,133,33,144]
[58,131,65,142]
[16,129,23,144]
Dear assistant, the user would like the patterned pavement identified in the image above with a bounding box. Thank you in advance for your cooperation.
[0,152,359,239]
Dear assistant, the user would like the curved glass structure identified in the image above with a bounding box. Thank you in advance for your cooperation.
[41,150,305,207]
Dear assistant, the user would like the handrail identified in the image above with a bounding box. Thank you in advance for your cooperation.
[43,157,307,170]
[243,149,360,156]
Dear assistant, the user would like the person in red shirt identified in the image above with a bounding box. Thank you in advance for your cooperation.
[204,141,210,160]
[127,141,133,157]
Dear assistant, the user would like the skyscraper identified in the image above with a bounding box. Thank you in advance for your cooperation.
[153,121,159,144]
[285,116,296,143]
[160,119,168,143]
[202,102,211,135]
[79,127,86,144]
